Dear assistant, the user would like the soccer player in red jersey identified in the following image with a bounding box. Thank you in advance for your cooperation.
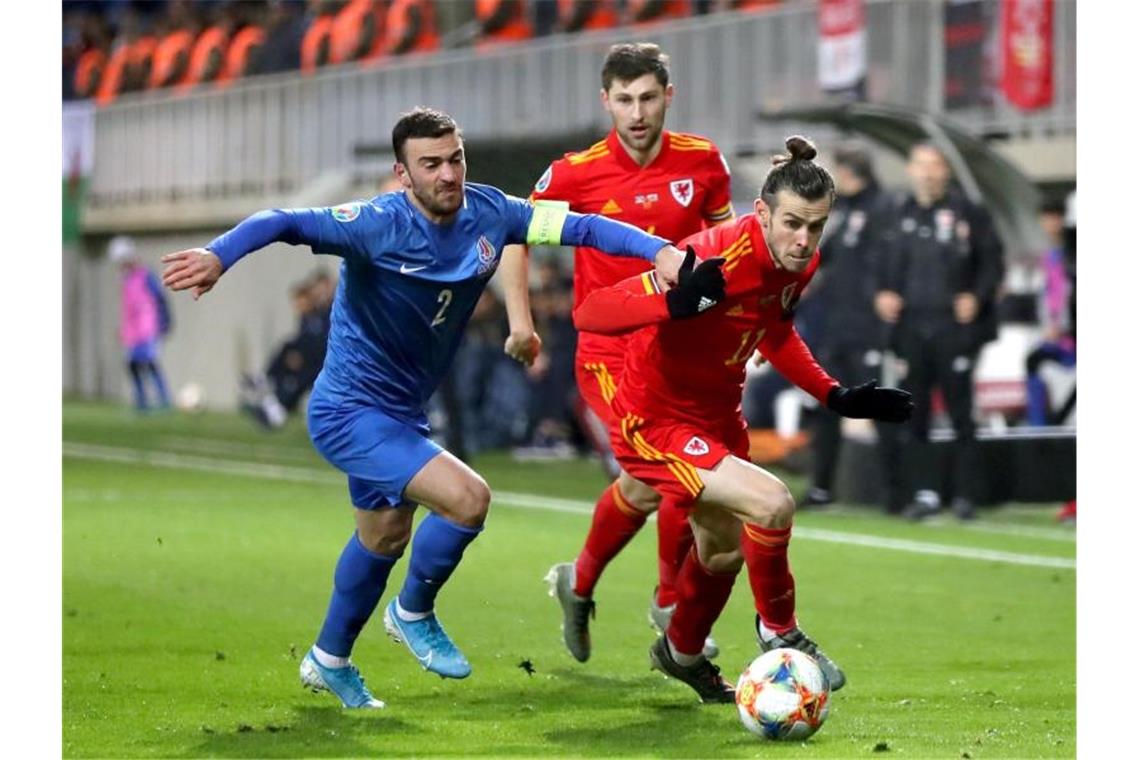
[574,137,913,702]
[500,43,734,664]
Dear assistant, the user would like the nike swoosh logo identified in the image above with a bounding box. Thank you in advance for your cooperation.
[400,263,427,274]
[417,650,433,669]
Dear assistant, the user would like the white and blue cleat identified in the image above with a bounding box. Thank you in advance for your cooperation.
[299,649,385,709]
[382,599,472,679]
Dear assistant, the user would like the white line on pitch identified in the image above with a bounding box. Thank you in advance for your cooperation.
[64,442,1074,570]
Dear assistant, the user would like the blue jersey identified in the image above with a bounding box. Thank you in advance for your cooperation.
[207,182,668,426]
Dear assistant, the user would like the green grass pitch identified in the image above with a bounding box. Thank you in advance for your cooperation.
[63,401,1075,757]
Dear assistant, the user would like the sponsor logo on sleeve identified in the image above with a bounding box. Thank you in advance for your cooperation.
[535,165,553,194]
[332,203,362,223]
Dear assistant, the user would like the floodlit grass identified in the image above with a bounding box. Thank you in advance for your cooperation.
[63,401,1075,758]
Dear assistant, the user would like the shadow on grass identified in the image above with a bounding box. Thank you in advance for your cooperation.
[183,705,419,759]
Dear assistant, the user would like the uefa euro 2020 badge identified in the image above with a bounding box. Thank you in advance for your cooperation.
[475,235,498,277]
[332,203,362,223]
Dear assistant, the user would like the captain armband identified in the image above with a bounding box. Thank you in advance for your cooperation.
[526,200,570,246]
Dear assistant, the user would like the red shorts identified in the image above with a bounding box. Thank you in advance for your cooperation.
[575,355,624,431]
[609,398,750,505]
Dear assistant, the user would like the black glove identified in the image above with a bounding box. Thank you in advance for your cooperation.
[827,380,914,422]
[665,246,726,319]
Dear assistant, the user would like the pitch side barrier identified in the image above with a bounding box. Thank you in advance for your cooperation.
[84,0,1074,231]
[834,425,1076,507]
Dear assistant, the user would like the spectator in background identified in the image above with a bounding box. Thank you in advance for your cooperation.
[514,258,579,459]
[109,236,173,414]
[301,1,340,74]
[800,144,904,513]
[874,142,1005,521]
[476,0,533,49]
[249,0,308,75]
[712,0,781,11]
[1024,200,1076,428]
[242,271,333,429]
[627,0,691,26]
[380,0,439,56]
[95,6,156,104]
[219,3,268,85]
[329,0,385,65]
[556,0,619,33]
[72,12,114,100]
[445,289,530,455]
[147,0,198,90]
[181,5,230,89]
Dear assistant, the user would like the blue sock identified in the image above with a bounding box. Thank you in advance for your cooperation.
[149,362,171,407]
[398,514,483,614]
[315,532,399,658]
[1026,375,1049,426]
[128,361,148,410]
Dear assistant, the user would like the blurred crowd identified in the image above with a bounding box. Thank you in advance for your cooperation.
[64,0,783,104]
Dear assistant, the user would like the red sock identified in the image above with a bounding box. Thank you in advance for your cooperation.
[574,483,648,597]
[741,523,797,634]
[655,498,693,608]
[666,547,737,656]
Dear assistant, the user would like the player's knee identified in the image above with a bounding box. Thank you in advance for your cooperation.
[357,517,412,557]
[452,477,491,527]
[745,483,795,528]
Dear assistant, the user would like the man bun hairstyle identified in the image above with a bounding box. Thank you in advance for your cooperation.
[392,106,461,164]
[760,135,835,210]
[601,42,670,91]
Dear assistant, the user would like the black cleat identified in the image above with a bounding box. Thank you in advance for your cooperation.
[648,637,735,704]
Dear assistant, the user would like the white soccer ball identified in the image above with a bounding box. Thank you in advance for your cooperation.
[735,648,831,740]
[175,382,206,413]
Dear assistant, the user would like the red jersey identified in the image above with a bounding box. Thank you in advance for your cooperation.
[530,129,733,366]
[574,214,839,426]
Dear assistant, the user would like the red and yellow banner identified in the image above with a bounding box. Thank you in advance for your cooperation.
[1000,0,1054,110]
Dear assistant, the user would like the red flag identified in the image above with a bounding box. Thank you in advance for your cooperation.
[1000,0,1054,110]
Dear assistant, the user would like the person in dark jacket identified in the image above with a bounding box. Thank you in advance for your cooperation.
[801,144,905,513]
[874,142,1004,521]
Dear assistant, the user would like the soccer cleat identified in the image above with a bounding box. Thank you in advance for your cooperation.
[951,497,977,521]
[647,589,719,660]
[544,562,594,662]
[299,649,385,709]
[903,489,942,521]
[648,636,735,704]
[800,487,834,509]
[756,616,847,691]
[382,600,472,679]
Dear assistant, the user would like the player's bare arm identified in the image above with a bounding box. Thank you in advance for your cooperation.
[161,248,223,301]
[499,243,543,366]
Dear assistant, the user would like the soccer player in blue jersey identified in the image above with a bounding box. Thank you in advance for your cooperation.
[161,107,688,709]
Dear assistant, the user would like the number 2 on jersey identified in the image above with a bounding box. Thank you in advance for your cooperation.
[431,288,453,327]
[725,328,765,366]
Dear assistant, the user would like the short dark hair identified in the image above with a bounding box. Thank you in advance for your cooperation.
[760,136,835,210]
[833,142,876,184]
[601,43,670,91]
[392,107,461,164]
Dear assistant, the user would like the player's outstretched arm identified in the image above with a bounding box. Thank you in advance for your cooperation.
[574,246,725,335]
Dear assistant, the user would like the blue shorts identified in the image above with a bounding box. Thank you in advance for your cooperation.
[127,339,159,363]
[307,396,442,510]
